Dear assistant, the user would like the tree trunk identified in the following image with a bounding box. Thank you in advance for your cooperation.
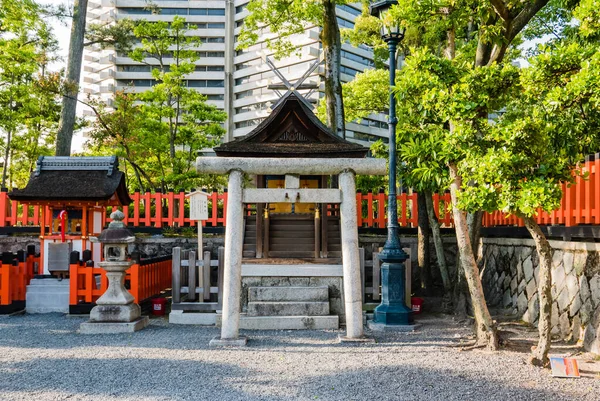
[468,210,484,263]
[425,192,451,293]
[55,0,88,156]
[321,0,345,138]
[417,191,432,295]
[1,128,12,189]
[521,214,554,367]
[448,162,498,350]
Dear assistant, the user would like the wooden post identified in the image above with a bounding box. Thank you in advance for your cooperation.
[314,206,321,259]
[256,175,264,258]
[263,206,269,258]
[256,203,263,258]
[198,221,203,258]
[188,251,196,302]
[217,246,224,309]
[172,247,181,304]
[359,247,365,299]
[320,176,328,258]
[203,250,211,301]
[372,252,380,301]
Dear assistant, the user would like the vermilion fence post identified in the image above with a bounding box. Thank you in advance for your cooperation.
[122,204,129,225]
[143,192,151,226]
[222,192,228,226]
[10,197,17,226]
[129,263,140,304]
[177,191,185,226]
[0,192,7,227]
[377,190,386,228]
[366,191,373,228]
[167,191,174,226]
[584,155,593,224]
[595,154,600,224]
[0,263,10,305]
[132,192,140,226]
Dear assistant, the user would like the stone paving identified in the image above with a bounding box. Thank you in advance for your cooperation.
[0,313,599,401]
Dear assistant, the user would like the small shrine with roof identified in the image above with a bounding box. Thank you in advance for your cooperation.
[214,92,368,261]
[9,156,131,275]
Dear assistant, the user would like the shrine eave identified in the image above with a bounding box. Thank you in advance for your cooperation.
[9,170,131,205]
[214,92,369,159]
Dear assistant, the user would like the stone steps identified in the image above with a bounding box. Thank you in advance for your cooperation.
[249,286,328,302]
[248,301,330,317]
[26,278,70,313]
[217,314,339,330]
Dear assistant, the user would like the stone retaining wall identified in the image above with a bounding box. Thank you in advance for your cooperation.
[481,238,600,352]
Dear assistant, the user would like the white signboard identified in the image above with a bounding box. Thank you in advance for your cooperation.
[188,191,209,221]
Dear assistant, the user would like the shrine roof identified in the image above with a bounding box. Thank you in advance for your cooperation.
[214,92,368,158]
[9,156,132,205]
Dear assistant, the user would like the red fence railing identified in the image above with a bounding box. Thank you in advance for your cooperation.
[482,155,600,227]
[0,252,37,306]
[69,256,172,306]
[3,153,600,229]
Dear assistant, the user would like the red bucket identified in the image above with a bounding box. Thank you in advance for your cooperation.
[151,297,167,316]
[411,297,424,314]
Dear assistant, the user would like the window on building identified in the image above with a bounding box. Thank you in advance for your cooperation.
[336,17,354,29]
[117,65,152,72]
[337,5,361,16]
[341,50,374,67]
[116,79,156,87]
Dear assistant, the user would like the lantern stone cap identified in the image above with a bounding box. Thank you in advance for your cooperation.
[90,210,136,244]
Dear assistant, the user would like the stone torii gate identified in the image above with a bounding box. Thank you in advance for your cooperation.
[198,157,386,345]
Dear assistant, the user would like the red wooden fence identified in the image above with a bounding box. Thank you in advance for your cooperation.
[0,254,37,306]
[69,257,172,306]
[2,154,599,229]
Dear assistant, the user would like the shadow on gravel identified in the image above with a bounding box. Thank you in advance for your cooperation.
[292,364,569,401]
[0,356,284,401]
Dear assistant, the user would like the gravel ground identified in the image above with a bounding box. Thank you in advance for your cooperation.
[0,313,598,401]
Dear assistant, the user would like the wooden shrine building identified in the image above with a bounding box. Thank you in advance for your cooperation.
[9,156,131,275]
[214,92,368,260]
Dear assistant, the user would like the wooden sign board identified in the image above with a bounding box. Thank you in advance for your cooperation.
[550,357,580,378]
[187,191,209,221]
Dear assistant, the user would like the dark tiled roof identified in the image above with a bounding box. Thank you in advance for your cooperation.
[9,156,131,205]
[215,92,368,158]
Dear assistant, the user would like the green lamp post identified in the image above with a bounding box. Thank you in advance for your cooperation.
[369,0,414,327]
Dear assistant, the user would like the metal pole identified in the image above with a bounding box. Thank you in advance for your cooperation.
[373,37,414,326]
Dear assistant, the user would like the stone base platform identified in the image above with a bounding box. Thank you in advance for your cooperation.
[169,310,217,325]
[26,278,69,314]
[367,321,420,332]
[217,314,339,330]
[209,336,248,347]
[79,316,149,334]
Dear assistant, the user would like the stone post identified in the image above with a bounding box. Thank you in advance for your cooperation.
[210,169,247,346]
[338,170,364,339]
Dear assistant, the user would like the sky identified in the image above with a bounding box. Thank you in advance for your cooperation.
[38,0,73,72]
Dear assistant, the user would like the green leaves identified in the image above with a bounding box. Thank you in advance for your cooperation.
[87,17,225,191]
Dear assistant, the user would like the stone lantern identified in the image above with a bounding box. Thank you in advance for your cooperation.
[80,210,149,334]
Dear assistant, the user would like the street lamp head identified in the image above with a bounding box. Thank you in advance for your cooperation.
[369,0,405,43]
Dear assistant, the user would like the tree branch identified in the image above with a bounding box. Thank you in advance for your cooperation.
[489,0,509,22]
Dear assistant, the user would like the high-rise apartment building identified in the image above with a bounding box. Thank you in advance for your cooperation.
[83,0,388,146]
